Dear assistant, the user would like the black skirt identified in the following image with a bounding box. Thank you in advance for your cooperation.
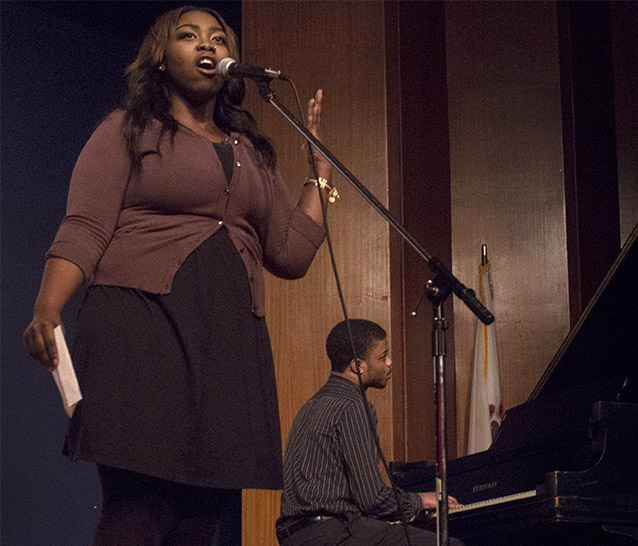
[65,228,283,490]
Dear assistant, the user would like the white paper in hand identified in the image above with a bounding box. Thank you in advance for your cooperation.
[52,326,82,418]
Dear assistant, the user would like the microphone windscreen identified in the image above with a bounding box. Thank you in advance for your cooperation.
[216,57,236,78]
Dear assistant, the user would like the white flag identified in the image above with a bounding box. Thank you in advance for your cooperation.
[467,261,502,455]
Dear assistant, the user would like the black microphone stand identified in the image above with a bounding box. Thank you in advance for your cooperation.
[427,277,453,546]
[255,81,494,546]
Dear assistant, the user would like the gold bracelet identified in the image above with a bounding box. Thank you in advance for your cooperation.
[304,177,339,203]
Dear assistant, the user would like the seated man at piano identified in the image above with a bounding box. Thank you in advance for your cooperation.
[276,318,464,546]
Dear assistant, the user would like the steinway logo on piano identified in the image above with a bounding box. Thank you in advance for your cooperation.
[472,481,498,494]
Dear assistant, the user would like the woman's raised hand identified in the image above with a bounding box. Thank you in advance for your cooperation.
[305,89,331,177]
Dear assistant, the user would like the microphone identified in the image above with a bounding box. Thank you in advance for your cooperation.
[216,57,288,81]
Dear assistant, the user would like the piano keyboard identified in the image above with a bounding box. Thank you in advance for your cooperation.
[388,489,539,525]
[450,489,537,514]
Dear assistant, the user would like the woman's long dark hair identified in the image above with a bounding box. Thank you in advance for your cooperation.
[122,5,276,172]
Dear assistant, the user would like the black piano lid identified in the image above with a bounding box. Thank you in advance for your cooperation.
[529,221,638,401]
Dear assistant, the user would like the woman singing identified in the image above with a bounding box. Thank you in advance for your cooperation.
[23,5,331,544]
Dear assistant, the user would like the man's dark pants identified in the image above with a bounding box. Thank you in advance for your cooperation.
[277,515,465,546]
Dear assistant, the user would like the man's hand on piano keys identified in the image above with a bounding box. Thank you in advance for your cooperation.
[418,492,462,512]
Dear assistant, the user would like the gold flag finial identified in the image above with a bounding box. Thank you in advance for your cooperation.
[481,244,488,266]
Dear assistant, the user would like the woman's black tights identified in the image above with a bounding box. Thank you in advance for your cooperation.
[93,465,233,546]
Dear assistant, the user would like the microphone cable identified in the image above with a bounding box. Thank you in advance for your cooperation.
[284,79,417,546]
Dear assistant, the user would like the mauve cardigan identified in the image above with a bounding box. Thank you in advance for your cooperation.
[48,110,325,316]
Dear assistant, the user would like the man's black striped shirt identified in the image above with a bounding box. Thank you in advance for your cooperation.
[279,375,422,521]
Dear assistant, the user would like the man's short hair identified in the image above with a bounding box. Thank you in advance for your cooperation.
[326,319,387,373]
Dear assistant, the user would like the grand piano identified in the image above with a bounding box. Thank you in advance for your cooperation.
[391,225,638,545]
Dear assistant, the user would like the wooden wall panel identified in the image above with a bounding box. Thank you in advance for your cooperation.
[386,0,457,463]
[240,2,391,544]
[612,1,638,244]
[445,2,570,455]
[559,1,621,324]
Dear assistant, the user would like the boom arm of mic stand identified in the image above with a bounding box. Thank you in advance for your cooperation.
[258,85,494,325]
